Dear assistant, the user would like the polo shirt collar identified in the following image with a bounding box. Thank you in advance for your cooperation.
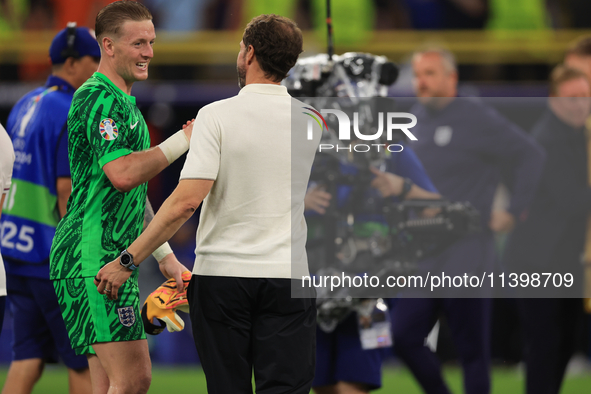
[239,83,289,96]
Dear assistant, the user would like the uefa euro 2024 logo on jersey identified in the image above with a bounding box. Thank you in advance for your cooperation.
[99,118,119,141]
[302,107,417,153]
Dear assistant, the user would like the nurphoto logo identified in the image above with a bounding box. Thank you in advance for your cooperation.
[303,107,418,153]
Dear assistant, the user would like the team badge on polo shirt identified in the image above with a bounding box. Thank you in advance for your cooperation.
[99,118,119,141]
[434,126,453,147]
[117,306,136,327]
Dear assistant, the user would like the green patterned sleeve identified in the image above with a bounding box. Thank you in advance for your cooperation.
[85,90,133,168]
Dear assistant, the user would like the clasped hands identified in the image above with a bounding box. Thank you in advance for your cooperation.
[94,253,188,301]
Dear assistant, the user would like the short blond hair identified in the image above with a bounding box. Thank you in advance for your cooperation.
[95,0,152,44]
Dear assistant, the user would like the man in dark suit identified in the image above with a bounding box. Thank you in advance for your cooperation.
[503,65,591,394]
[393,47,545,394]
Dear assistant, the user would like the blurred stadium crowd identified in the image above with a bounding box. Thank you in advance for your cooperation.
[2,0,591,32]
[0,0,590,86]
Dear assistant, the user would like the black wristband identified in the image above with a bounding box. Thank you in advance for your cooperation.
[398,178,413,200]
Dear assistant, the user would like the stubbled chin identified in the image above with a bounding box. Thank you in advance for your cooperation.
[135,70,149,80]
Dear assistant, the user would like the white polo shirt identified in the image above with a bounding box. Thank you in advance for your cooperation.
[0,123,15,296]
[180,83,320,279]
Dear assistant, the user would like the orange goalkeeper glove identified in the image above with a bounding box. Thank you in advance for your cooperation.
[141,271,191,335]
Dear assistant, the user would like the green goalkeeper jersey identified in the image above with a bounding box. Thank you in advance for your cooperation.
[50,72,150,279]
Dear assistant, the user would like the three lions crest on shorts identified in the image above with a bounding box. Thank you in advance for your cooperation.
[117,306,136,327]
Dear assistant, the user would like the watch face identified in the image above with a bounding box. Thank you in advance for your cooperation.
[121,254,130,265]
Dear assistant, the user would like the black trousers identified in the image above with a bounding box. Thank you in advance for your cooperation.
[392,298,491,394]
[519,298,582,394]
[188,275,317,394]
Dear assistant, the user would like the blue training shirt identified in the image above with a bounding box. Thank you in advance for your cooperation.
[1,75,73,279]
[389,145,437,193]
[410,98,545,228]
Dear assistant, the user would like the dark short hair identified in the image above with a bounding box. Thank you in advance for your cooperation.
[95,0,152,44]
[242,14,303,82]
[566,35,591,58]
[549,65,589,95]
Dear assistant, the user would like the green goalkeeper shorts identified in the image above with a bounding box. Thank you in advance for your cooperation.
[53,275,146,356]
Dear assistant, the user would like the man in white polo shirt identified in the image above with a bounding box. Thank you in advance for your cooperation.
[96,14,321,393]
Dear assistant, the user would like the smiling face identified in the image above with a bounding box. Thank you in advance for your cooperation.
[110,19,155,84]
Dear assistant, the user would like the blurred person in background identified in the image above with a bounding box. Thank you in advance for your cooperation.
[564,33,591,363]
[310,0,373,45]
[399,0,488,29]
[218,0,301,31]
[0,0,28,31]
[20,0,54,30]
[0,25,100,394]
[16,0,56,81]
[49,2,192,393]
[565,35,591,83]
[306,149,440,394]
[392,47,545,394]
[565,0,591,28]
[503,66,591,394]
[442,0,488,29]
[49,0,110,31]
[143,0,210,31]
[487,0,548,30]
[0,123,15,342]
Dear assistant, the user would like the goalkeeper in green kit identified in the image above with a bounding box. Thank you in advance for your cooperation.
[49,2,191,393]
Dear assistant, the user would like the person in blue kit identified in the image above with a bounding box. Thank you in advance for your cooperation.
[0,25,100,394]
[305,146,440,394]
[503,65,591,394]
[391,47,545,394]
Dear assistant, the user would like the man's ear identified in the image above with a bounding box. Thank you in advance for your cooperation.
[62,57,77,75]
[102,36,115,56]
[450,70,458,85]
[246,44,255,65]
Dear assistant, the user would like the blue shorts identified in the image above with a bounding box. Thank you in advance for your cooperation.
[6,274,88,370]
[313,312,385,390]
[0,296,5,339]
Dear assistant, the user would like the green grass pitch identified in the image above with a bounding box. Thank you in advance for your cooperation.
[1,364,591,393]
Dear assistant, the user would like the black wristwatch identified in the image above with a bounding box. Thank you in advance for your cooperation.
[398,178,413,200]
[119,249,137,271]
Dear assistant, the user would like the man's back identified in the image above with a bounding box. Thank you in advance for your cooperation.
[181,84,319,279]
